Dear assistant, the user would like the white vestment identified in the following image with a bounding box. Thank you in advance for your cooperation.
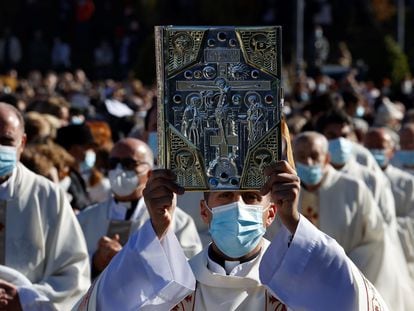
[177,192,210,247]
[0,163,90,310]
[384,164,414,278]
[339,157,396,224]
[77,197,202,261]
[266,166,412,310]
[74,216,389,311]
[352,141,383,175]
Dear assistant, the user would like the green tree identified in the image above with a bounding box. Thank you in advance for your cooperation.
[384,35,411,85]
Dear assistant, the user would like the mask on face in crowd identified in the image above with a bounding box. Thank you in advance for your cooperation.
[401,80,413,95]
[80,150,96,173]
[108,165,139,197]
[70,116,85,125]
[393,150,414,167]
[147,132,158,159]
[328,137,353,165]
[299,91,310,102]
[355,106,365,118]
[316,83,328,94]
[0,145,17,177]
[207,201,266,258]
[296,162,324,186]
[369,149,388,168]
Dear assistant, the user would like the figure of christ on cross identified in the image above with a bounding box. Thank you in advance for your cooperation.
[175,76,272,167]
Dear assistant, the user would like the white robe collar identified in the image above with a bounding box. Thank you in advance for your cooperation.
[190,239,270,289]
[108,197,146,221]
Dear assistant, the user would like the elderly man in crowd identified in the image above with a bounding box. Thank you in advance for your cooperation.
[0,102,90,310]
[315,109,396,225]
[279,131,413,310]
[391,122,414,175]
[77,138,202,279]
[364,127,414,280]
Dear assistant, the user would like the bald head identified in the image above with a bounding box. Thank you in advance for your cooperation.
[294,131,328,154]
[110,137,154,168]
[364,127,394,150]
[399,123,414,150]
[0,102,25,133]
[0,102,26,159]
[293,131,329,167]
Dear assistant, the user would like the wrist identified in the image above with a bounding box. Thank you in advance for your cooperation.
[279,204,300,234]
[150,219,170,240]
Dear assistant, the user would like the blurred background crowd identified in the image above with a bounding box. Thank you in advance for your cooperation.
[0,0,413,212]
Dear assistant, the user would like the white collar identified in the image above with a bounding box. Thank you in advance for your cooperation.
[206,249,259,276]
[109,197,146,221]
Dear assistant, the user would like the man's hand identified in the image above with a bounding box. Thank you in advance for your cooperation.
[260,160,301,234]
[0,280,22,311]
[93,234,122,272]
[143,169,184,239]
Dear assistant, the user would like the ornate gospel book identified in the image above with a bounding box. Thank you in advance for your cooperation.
[155,26,283,191]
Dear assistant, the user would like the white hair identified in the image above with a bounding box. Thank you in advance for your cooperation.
[294,131,329,154]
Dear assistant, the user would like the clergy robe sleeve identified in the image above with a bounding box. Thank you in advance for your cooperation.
[259,216,389,311]
[396,178,414,262]
[0,265,55,310]
[173,208,203,258]
[27,186,91,310]
[75,219,195,311]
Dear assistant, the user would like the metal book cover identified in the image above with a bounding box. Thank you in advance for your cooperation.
[155,25,283,191]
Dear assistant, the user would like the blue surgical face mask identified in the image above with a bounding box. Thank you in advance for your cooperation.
[147,132,158,159]
[296,162,324,186]
[328,137,353,165]
[0,145,17,177]
[207,201,266,258]
[316,83,327,94]
[393,150,414,167]
[80,150,96,173]
[355,106,365,118]
[369,149,388,168]
[299,91,310,102]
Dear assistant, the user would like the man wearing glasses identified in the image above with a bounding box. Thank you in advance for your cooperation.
[77,138,202,279]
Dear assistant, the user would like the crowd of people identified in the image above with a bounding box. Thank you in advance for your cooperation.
[0,61,412,310]
[0,0,146,80]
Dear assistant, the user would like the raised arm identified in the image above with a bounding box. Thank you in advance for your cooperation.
[74,169,195,311]
[258,161,389,311]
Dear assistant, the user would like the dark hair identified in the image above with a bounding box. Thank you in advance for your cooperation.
[203,192,210,202]
[144,100,157,131]
[341,90,359,108]
[0,93,18,107]
[315,108,353,133]
[55,124,96,149]
[307,92,340,115]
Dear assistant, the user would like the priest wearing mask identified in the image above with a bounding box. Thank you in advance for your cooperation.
[0,103,90,310]
[75,149,388,310]
[315,109,396,225]
[77,138,202,279]
[391,122,414,175]
[364,127,414,280]
[273,131,412,310]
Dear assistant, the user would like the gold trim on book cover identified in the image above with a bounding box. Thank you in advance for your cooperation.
[155,26,283,191]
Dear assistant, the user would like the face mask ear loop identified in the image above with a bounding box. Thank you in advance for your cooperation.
[205,203,213,214]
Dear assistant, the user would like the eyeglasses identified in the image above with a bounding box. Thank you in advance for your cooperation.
[108,157,150,171]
